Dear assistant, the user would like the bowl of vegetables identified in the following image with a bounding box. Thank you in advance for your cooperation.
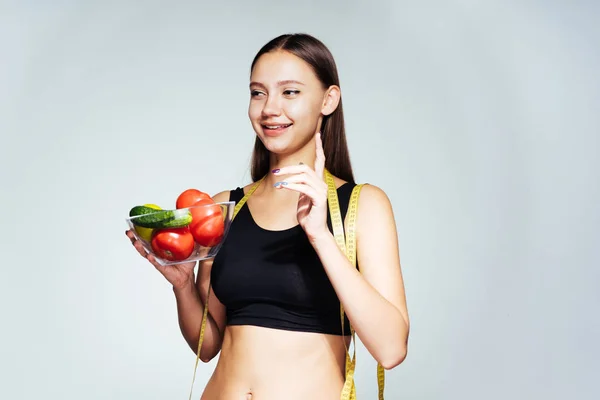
[126,189,235,266]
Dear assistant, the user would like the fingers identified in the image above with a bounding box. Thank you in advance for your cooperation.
[276,182,323,205]
[274,170,328,207]
[146,253,167,272]
[125,230,165,271]
[273,163,320,179]
[125,229,135,241]
[314,131,326,178]
[126,230,147,256]
[273,132,327,179]
[269,131,328,207]
[274,171,326,189]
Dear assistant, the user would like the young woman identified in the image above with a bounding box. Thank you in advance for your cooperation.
[126,33,410,400]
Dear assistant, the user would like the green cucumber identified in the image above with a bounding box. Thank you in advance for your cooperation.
[129,205,163,218]
[129,206,192,228]
[154,211,193,228]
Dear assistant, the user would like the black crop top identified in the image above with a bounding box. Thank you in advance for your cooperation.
[210,183,357,336]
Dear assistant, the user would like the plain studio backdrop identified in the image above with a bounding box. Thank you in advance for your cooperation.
[1,1,598,399]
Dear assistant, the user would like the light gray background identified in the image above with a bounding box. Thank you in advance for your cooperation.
[1,1,598,399]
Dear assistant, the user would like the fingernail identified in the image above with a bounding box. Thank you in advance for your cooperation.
[272,168,280,173]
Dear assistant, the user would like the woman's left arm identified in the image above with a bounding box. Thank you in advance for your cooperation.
[310,184,410,370]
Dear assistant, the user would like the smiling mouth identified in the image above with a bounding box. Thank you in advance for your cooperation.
[261,123,293,136]
[262,124,293,130]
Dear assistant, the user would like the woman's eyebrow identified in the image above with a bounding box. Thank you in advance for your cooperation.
[277,80,304,86]
[249,80,305,88]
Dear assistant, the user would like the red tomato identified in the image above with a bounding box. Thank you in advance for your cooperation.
[189,198,218,220]
[151,227,195,261]
[189,199,225,247]
[176,189,211,209]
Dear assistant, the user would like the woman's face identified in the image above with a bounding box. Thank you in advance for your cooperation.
[248,50,330,156]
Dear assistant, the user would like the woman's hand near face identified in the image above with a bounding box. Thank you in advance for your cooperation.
[272,132,330,243]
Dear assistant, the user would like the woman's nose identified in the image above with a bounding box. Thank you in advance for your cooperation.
[261,95,281,117]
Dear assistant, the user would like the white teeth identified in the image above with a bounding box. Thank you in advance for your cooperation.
[265,124,290,129]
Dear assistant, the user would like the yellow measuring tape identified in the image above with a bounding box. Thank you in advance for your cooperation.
[188,169,385,400]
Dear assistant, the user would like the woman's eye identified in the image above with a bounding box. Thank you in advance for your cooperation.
[250,90,265,97]
[284,90,300,96]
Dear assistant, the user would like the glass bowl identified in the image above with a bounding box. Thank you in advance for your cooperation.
[125,201,235,266]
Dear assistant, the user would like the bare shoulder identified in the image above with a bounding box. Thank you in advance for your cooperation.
[326,173,392,214]
[211,189,232,203]
[356,184,394,211]
[354,183,398,239]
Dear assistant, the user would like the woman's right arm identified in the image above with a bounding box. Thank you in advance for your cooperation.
[173,190,230,362]
[173,258,226,362]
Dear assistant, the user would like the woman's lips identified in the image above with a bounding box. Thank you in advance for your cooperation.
[262,123,292,136]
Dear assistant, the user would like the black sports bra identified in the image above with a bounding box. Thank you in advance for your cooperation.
[210,183,357,336]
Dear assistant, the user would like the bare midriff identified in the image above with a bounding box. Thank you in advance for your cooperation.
[200,325,351,400]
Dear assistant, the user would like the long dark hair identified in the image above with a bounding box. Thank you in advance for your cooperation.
[249,33,355,184]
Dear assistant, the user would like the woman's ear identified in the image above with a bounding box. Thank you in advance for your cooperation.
[321,85,341,116]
